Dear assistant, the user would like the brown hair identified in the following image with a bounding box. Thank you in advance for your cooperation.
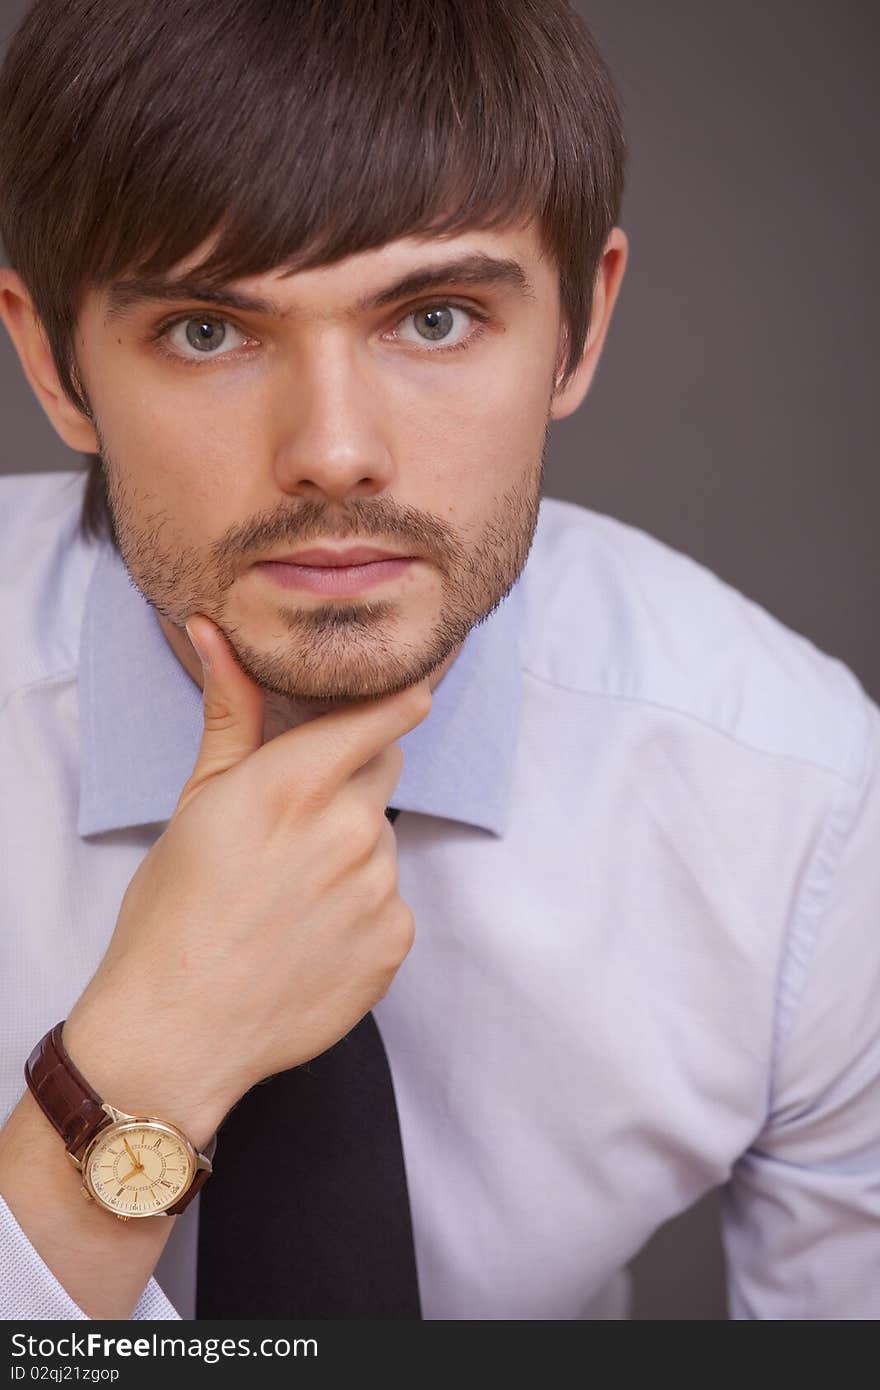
[0,0,625,552]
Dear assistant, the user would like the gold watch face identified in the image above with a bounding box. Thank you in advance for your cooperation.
[82,1119,195,1217]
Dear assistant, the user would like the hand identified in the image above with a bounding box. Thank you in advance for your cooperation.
[63,615,433,1146]
[118,1166,141,1185]
[122,1137,140,1168]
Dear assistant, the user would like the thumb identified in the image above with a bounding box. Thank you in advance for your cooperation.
[176,614,266,814]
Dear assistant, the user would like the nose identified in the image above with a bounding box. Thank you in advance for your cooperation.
[271,334,395,503]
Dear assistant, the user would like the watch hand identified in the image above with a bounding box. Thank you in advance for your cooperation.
[119,1165,141,1184]
[123,1137,139,1165]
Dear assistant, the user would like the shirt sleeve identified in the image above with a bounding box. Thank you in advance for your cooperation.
[0,1192,182,1320]
[720,692,880,1319]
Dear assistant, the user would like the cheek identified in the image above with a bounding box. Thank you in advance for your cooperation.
[387,343,552,488]
[98,365,266,502]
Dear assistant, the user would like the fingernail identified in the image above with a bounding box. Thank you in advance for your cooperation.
[185,621,211,672]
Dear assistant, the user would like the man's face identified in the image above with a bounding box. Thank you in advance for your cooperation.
[72,220,563,712]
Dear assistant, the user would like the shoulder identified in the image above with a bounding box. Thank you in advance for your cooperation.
[0,469,97,699]
[520,495,872,785]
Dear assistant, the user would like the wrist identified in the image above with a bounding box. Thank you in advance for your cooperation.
[61,1005,232,1153]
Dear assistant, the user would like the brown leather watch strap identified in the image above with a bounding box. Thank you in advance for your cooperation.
[166,1158,212,1215]
[24,1020,110,1160]
[24,1021,215,1216]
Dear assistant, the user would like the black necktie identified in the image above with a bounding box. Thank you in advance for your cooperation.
[195,807,422,1318]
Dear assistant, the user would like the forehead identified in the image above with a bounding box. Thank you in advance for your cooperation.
[91,218,557,326]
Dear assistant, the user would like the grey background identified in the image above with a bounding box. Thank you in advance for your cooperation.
[1,1,877,1318]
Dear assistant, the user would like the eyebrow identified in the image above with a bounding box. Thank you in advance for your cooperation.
[103,253,536,324]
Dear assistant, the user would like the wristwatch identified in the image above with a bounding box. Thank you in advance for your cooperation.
[24,1020,216,1221]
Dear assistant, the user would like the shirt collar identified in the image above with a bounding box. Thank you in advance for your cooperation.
[77,540,524,840]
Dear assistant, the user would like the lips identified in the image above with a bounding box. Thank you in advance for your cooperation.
[255,554,415,595]
[264,546,411,567]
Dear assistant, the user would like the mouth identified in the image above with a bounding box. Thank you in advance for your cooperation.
[253,556,417,596]
[263,545,412,567]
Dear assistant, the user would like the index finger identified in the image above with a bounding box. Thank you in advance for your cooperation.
[250,676,433,803]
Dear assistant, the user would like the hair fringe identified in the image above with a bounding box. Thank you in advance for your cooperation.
[0,0,626,552]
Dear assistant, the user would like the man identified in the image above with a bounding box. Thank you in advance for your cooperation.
[0,0,877,1322]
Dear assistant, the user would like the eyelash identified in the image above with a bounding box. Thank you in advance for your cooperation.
[147,300,491,368]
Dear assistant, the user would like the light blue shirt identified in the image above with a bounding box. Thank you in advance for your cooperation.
[1,469,878,1319]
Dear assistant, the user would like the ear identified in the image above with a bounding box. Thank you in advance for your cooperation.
[550,226,628,421]
[0,268,99,452]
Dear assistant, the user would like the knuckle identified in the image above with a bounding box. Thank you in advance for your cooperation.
[373,930,412,994]
[388,902,415,958]
[346,802,387,860]
[364,851,399,905]
[411,683,433,720]
[373,974,394,1004]
[201,699,238,734]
